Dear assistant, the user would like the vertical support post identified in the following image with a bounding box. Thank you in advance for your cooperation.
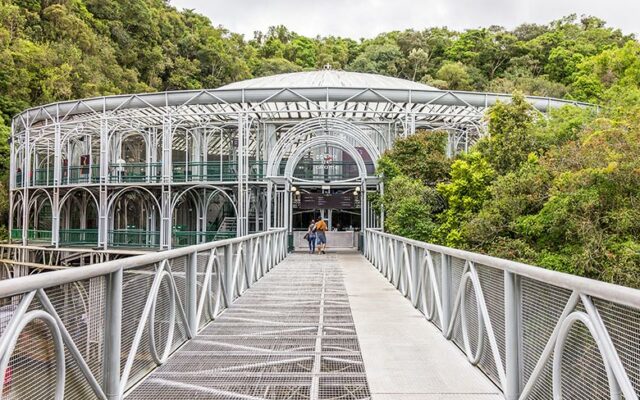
[8,119,15,242]
[410,244,419,306]
[440,253,451,333]
[51,122,61,247]
[186,251,198,337]
[21,122,30,246]
[161,113,172,249]
[98,115,109,249]
[224,243,235,303]
[505,271,522,400]
[103,268,122,399]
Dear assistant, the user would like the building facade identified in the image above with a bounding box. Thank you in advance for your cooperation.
[9,69,587,249]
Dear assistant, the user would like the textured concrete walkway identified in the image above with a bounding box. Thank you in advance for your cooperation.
[341,252,503,400]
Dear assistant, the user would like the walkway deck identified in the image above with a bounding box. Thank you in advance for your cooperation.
[127,252,501,400]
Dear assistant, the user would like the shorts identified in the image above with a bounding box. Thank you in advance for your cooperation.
[316,232,326,244]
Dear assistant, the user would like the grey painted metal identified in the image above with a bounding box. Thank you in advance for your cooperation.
[363,229,640,400]
[14,87,591,126]
[504,271,521,400]
[186,251,198,337]
[220,70,440,91]
[103,269,123,400]
[0,229,287,399]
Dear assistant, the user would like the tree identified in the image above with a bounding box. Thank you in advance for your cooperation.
[381,175,442,242]
[253,57,302,77]
[433,61,472,90]
[436,152,495,247]
[377,130,450,185]
[476,92,537,174]
[349,42,403,76]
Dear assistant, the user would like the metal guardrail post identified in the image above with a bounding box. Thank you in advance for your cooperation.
[410,244,419,305]
[225,243,234,302]
[186,251,198,337]
[441,253,451,331]
[102,268,122,400]
[505,271,522,400]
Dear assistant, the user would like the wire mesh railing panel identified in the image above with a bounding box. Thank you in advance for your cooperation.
[560,301,611,399]
[449,256,467,352]
[3,297,58,399]
[167,255,189,352]
[429,249,443,331]
[593,299,640,395]
[476,264,505,388]
[121,265,156,387]
[521,277,573,399]
[196,251,211,330]
[44,280,106,400]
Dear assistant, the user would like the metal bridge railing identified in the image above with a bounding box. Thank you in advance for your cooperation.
[364,229,640,400]
[0,229,287,400]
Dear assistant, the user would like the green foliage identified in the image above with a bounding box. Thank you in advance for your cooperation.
[254,57,302,77]
[477,92,537,174]
[435,152,495,247]
[381,176,441,242]
[433,61,471,90]
[349,41,403,75]
[377,130,450,185]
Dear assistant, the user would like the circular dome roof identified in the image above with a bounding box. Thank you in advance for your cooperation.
[219,70,439,91]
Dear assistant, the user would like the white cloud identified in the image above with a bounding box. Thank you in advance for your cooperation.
[170,0,639,39]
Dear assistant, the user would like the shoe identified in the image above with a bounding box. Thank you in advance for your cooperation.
[321,250,325,254]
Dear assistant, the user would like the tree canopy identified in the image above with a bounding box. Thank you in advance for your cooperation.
[378,42,640,288]
[1,2,639,286]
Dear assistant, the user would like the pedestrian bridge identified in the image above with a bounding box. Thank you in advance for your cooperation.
[0,229,638,400]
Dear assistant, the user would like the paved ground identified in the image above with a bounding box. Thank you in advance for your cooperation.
[127,251,502,400]
[128,252,370,399]
[341,252,503,400]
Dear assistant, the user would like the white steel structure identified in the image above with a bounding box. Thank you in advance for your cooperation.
[9,69,589,250]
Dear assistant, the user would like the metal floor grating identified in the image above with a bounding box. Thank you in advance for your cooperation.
[127,253,371,399]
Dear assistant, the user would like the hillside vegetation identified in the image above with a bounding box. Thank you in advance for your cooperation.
[1,1,639,285]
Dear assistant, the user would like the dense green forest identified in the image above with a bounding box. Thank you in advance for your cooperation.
[1,0,639,286]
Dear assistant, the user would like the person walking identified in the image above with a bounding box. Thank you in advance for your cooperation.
[314,216,328,254]
[305,219,316,254]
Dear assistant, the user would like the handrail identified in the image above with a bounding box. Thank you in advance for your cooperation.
[0,228,288,399]
[366,229,640,309]
[0,229,285,298]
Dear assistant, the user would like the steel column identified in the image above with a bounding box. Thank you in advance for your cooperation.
[440,253,452,332]
[186,251,198,337]
[102,268,123,400]
[504,271,522,400]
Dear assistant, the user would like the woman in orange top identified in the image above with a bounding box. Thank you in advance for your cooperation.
[314,217,328,254]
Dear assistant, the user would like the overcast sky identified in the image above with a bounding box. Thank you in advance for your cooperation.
[170,0,639,39]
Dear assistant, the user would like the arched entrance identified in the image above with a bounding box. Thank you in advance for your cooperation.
[266,117,382,243]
